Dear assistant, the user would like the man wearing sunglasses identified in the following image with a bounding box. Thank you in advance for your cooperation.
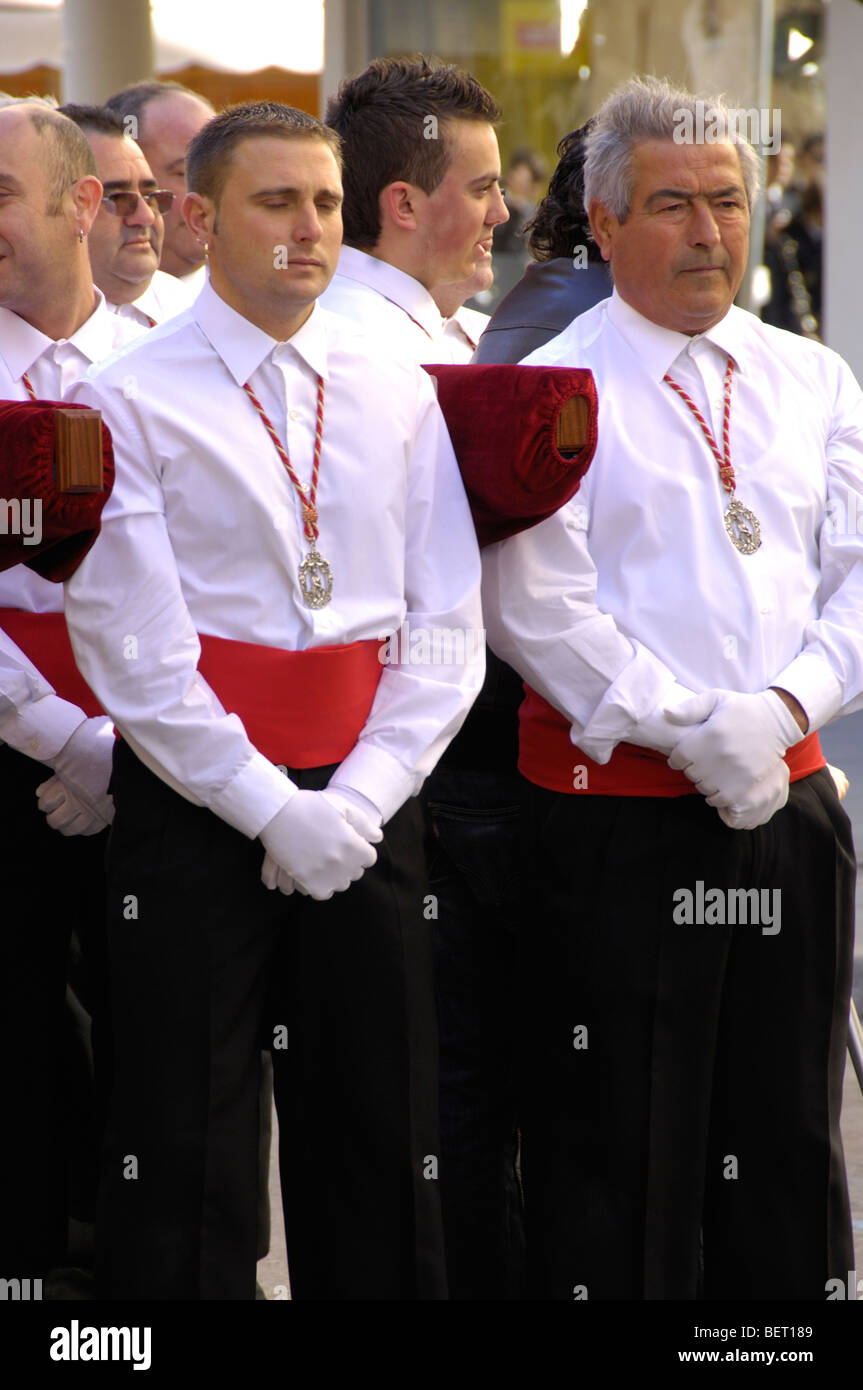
[60,105,196,329]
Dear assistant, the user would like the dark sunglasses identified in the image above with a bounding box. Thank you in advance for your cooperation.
[101,189,176,216]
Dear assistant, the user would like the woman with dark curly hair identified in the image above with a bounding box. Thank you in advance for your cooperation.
[474,120,611,363]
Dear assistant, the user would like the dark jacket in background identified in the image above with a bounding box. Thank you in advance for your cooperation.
[473,258,612,364]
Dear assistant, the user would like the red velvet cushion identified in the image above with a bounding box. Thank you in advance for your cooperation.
[423,364,597,547]
[0,399,114,581]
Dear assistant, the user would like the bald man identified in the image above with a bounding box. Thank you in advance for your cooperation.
[0,101,140,1284]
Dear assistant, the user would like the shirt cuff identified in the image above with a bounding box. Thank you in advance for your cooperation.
[576,663,695,763]
[209,750,299,839]
[769,652,844,733]
[0,694,86,765]
[623,680,701,755]
[329,742,419,824]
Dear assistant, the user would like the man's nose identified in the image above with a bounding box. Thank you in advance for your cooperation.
[689,198,721,245]
[294,203,323,240]
[126,192,157,227]
[487,183,509,227]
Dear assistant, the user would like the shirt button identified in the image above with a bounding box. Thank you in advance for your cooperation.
[289,410,301,421]
[760,604,771,614]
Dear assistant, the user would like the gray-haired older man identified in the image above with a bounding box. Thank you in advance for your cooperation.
[482,76,862,1300]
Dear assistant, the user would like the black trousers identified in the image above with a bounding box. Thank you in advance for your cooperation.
[98,741,446,1300]
[424,767,525,1300]
[0,745,109,1276]
[519,768,855,1300]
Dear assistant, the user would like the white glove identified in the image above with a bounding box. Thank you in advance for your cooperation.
[49,716,115,826]
[259,788,381,901]
[260,788,382,897]
[36,773,112,836]
[261,852,296,896]
[713,762,791,831]
[629,689,719,755]
[667,689,802,828]
[321,783,383,838]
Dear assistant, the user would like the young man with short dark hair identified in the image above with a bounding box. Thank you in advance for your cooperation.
[65,101,484,1301]
[322,56,507,363]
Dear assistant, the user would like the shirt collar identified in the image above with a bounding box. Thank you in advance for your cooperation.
[69,288,117,363]
[335,245,444,341]
[445,305,486,350]
[193,278,329,385]
[606,287,748,380]
[0,287,109,380]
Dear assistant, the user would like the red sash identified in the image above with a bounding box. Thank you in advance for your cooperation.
[197,634,382,767]
[0,609,103,715]
[519,685,826,796]
[0,611,382,766]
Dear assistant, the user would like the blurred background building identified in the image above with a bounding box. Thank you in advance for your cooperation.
[0,0,860,373]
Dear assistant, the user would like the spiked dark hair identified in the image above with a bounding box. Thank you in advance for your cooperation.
[186,101,342,207]
[59,103,126,139]
[325,56,500,249]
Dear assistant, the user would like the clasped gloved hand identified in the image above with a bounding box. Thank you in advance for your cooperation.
[36,715,115,835]
[666,689,802,830]
[260,787,382,901]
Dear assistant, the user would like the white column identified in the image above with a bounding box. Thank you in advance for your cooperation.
[321,0,369,117]
[824,0,863,377]
[62,0,154,104]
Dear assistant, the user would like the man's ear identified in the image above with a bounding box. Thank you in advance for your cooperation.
[588,198,616,263]
[183,191,213,244]
[69,175,103,235]
[378,180,421,234]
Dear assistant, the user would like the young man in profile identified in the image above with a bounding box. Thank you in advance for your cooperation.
[322,56,508,363]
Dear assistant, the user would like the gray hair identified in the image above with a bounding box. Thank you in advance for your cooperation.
[583,75,761,222]
[0,93,58,110]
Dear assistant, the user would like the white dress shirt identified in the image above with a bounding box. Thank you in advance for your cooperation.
[481,289,863,763]
[321,245,479,365]
[108,268,200,328]
[64,280,484,838]
[0,294,143,759]
[178,265,208,297]
[442,305,490,362]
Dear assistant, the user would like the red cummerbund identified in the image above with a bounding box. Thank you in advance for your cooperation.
[519,684,826,796]
[196,634,382,767]
[0,608,103,715]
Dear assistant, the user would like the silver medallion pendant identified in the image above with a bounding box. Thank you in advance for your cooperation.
[724,497,762,555]
[298,547,333,608]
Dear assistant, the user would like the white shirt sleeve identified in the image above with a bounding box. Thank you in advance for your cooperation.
[332,378,485,818]
[481,502,697,763]
[771,353,863,728]
[63,391,296,839]
[65,361,484,833]
[0,627,85,762]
